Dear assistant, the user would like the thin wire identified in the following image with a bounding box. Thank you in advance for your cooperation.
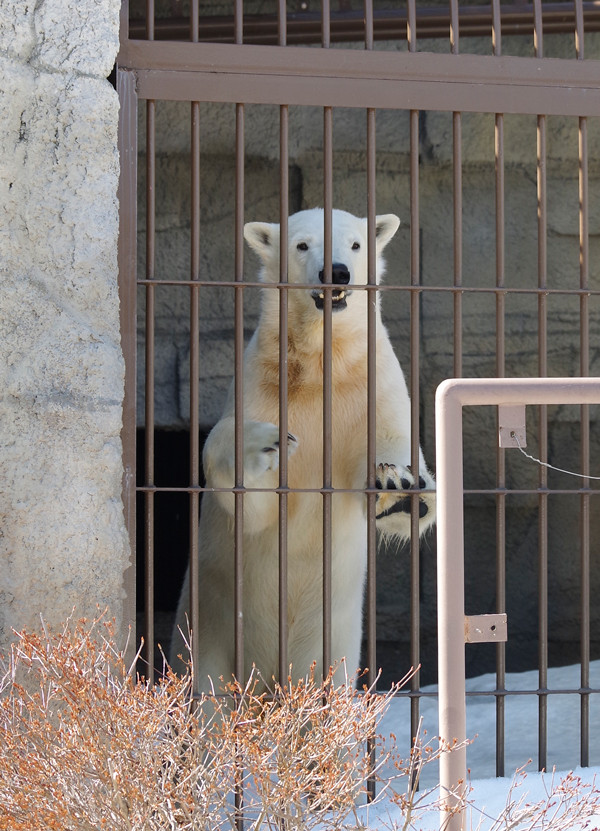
[512,432,600,480]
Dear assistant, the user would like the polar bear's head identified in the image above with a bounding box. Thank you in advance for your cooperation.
[244,208,400,318]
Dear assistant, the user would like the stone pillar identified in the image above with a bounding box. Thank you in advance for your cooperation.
[0,0,130,649]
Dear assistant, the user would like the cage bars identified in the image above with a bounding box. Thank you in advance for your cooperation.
[129,3,600,44]
[117,0,600,793]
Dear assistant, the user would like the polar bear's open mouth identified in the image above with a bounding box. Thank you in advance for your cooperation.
[311,288,351,311]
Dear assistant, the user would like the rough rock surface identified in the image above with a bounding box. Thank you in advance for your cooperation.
[0,0,129,649]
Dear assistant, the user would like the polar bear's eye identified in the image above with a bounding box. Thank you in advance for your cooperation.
[297,242,308,252]
[352,242,361,251]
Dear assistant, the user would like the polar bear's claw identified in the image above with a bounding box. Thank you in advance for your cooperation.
[245,423,298,478]
[375,462,434,526]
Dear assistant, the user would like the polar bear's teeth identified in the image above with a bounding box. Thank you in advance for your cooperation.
[315,290,347,304]
[317,290,347,301]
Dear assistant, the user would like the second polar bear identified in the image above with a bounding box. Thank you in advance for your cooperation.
[172,208,435,688]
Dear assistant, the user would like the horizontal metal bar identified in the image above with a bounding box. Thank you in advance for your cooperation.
[197,686,600,703]
[439,376,600,408]
[134,278,600,298]
[120,44,600,115]
[463,686,600,697]
[127,3,600,44]
[135,485,600,497]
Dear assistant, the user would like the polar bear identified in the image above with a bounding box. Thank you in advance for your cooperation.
[172,208,435,689]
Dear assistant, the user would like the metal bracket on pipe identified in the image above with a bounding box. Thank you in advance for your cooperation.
[498,404,526,448]
[464,613,508,643]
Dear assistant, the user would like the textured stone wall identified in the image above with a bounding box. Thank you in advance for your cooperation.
[0,0,130,650]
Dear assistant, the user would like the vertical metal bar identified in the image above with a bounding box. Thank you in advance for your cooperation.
[278,96,290,682]
[579,114,591,767]
[575,0,585,58]
[278,0,286,46]
[190,0,198,42]
[144,98,156,685]
[491,0,502,57]
[409,109,422,747]
[322,107,333,677]
[577,3,590,762]
[322,0,330,49]
[407,0,417,49]
[234,0,243,45]
[405,0,423,752]
[365,0,374,49]
[233,11,245,831]
[449,0,464,384]
[494,116,507,779]
[492,0,506,779]
[365,0,376,694]
[234,102,245,687]
[321,0,332,681]
[189,99,201,689]
[436,381,467,831]
[449,0,460,54]
[452,112,463,379]
[145,0,154,40]
[407,0,423,757]
[533,0,544,58]
[117,66,138,666]
[364,4,377,800]
[533,0,548,773]
[450,0,462,379]
[120,0,130,48]
[366,100,378,809]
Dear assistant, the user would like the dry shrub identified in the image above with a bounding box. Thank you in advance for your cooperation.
[0,614,439,831]
[468,765,600,831]
[1,615,597,831]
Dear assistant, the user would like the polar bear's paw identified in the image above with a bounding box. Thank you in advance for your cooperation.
[244,421,299,480]
[375,463,435,536]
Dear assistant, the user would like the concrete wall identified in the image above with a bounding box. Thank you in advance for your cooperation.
[0,1,130,650]
[137,30,600,679]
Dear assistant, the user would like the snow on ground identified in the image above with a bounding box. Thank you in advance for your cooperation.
[357,661,600,829]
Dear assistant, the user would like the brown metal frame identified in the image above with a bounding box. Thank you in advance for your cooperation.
[117,0,600,778]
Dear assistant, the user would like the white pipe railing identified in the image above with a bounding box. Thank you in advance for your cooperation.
[435,377,600,831]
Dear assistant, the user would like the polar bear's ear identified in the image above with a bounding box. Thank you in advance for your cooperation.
[244,222,280,262]
[375,214,401,252]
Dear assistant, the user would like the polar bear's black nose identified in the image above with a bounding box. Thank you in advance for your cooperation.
[319,263,350,285]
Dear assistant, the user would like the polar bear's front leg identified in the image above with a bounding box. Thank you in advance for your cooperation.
[375,463,436,541]
[203,417,298,533]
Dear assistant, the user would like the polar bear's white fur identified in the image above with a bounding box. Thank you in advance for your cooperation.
[172,208,435,689]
